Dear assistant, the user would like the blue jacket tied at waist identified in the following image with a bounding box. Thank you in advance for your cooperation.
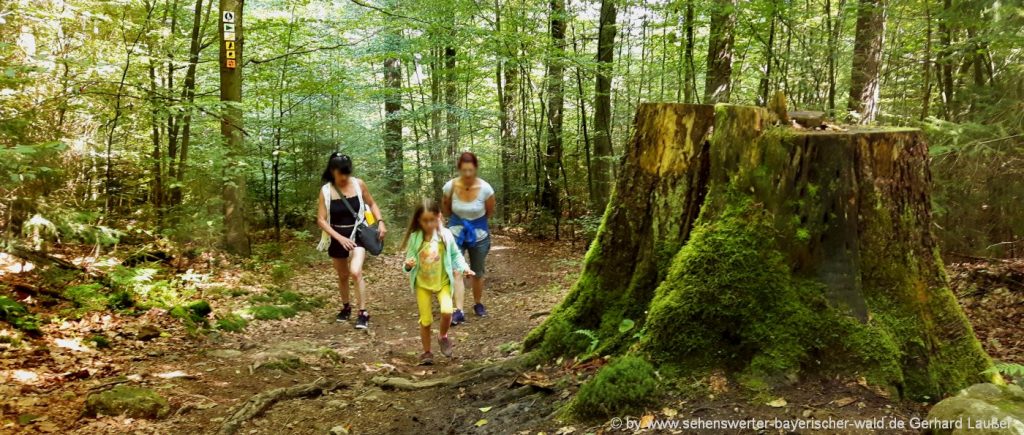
[449,214,489,249]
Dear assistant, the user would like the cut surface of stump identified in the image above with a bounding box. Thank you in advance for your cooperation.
[527,103,993,400]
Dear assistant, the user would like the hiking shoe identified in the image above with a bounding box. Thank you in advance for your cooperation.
[473,303,487,317]
[450,309,466,326]
[355,311,370,329]
[438,335,453,358]
[419,351,434,365]
[336,304,352,322]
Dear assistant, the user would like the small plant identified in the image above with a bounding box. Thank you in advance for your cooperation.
[86,334,111,349]
[573,329,600,359]
[0,296,41,334]
[214,313,248,332]
[270,262,295,286]
[983,362,1024,384]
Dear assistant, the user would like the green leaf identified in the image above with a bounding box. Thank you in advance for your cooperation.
[618,318,635,333]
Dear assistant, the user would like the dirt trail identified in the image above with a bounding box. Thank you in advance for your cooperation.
[73,234,583,434]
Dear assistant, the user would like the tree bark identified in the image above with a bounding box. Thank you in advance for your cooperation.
[527,103,994,400]
[848,0,886,123]
[444,46,459,162]
[704,0,736,103]
[171,0,209,205]
[542,0,566,238]
[590,0,616,214]
[383,51,404,194]
[220,0,250,256]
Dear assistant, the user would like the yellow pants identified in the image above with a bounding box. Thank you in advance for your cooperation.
[416,284,453,327]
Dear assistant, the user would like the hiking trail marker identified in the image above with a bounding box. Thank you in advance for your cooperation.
[222,8,236,69]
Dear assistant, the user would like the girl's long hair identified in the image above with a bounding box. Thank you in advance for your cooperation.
[401,198,442,250]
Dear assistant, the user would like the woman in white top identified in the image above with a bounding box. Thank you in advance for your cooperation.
[316,153,387,330]
[442,152,496,324]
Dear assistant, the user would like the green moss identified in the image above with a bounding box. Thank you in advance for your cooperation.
[0,296,41,334]
[249,304,297,320]
[214,313,248,332]
[86,334,111,349]
[84,386,169,419]
[170,300,212,331]
[570,355,659,417]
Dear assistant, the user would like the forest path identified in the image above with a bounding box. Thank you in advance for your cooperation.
[76,234,584,434]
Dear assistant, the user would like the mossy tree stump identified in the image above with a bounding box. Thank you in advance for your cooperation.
[526,103,994,400]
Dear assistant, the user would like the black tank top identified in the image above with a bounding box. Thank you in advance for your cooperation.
[330,195,360,228]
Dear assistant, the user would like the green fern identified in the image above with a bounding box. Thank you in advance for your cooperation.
[573,329,600,358]
[983,362,1024,383]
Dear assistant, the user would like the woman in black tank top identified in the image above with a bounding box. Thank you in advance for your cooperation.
[316,153,388,330]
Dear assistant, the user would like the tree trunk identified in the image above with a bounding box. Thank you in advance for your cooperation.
[496,0,519,222]
[704,0,737,103]
[429,49,445,198]
[542,0,566,238]
[444,46,459,163]
[220,0,250,256]
[384,53,404,194]
[526,103,994,400]
[590,0,616,214]
[848,0,886,124]
[171,0,208,205]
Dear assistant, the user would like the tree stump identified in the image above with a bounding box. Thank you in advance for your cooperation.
[526,103,994,399]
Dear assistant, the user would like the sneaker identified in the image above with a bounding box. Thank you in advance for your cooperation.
[450,309,466,326]
[419,351,434,365]
[473,303,487,317]
[336,304,352,323]
[355,310,369,329]
[438,335,453,358]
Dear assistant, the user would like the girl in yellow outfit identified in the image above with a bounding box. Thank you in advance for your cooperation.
[401,199,473,365]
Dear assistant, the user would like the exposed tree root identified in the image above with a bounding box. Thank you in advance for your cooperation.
[218,378,347,435]
[371,355,527,391]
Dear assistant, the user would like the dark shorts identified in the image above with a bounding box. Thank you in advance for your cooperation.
[462,236,491,277]
[328,226,364,259]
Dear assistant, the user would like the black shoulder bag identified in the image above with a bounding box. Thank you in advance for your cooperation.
[332,184,384,256]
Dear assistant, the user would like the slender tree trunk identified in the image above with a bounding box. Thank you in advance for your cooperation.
[171,0,207,205]
[571,23,593,206]
[759,3,777,105]
[444,46,459,164]
[429,48,445,197]
[938,0,955,120]
[704,0,737,103]
[591,0,616,213]
[542,0,567,239]
[920,0,933,120]
[383,48,404,194]
[847,0,886,124]
[683,0,696,103]
[220,0,250,256]
[148,59,163,220]
[496,0,519,222]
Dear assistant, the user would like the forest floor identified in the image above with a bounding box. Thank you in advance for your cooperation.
[1,234,1022,434]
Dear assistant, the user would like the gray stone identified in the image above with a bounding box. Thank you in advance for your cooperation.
[926,383,1024,435]
[208,349,243,359]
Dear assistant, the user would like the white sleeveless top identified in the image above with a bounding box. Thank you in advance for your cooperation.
[443,178,494,240]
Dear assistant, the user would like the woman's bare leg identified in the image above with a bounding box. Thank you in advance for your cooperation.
[348,247,367,311]
[332,257,350,304]
[452,272,466,311]
[471,276,484,305]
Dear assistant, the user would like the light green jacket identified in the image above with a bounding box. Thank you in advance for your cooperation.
[403,227,470,292]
